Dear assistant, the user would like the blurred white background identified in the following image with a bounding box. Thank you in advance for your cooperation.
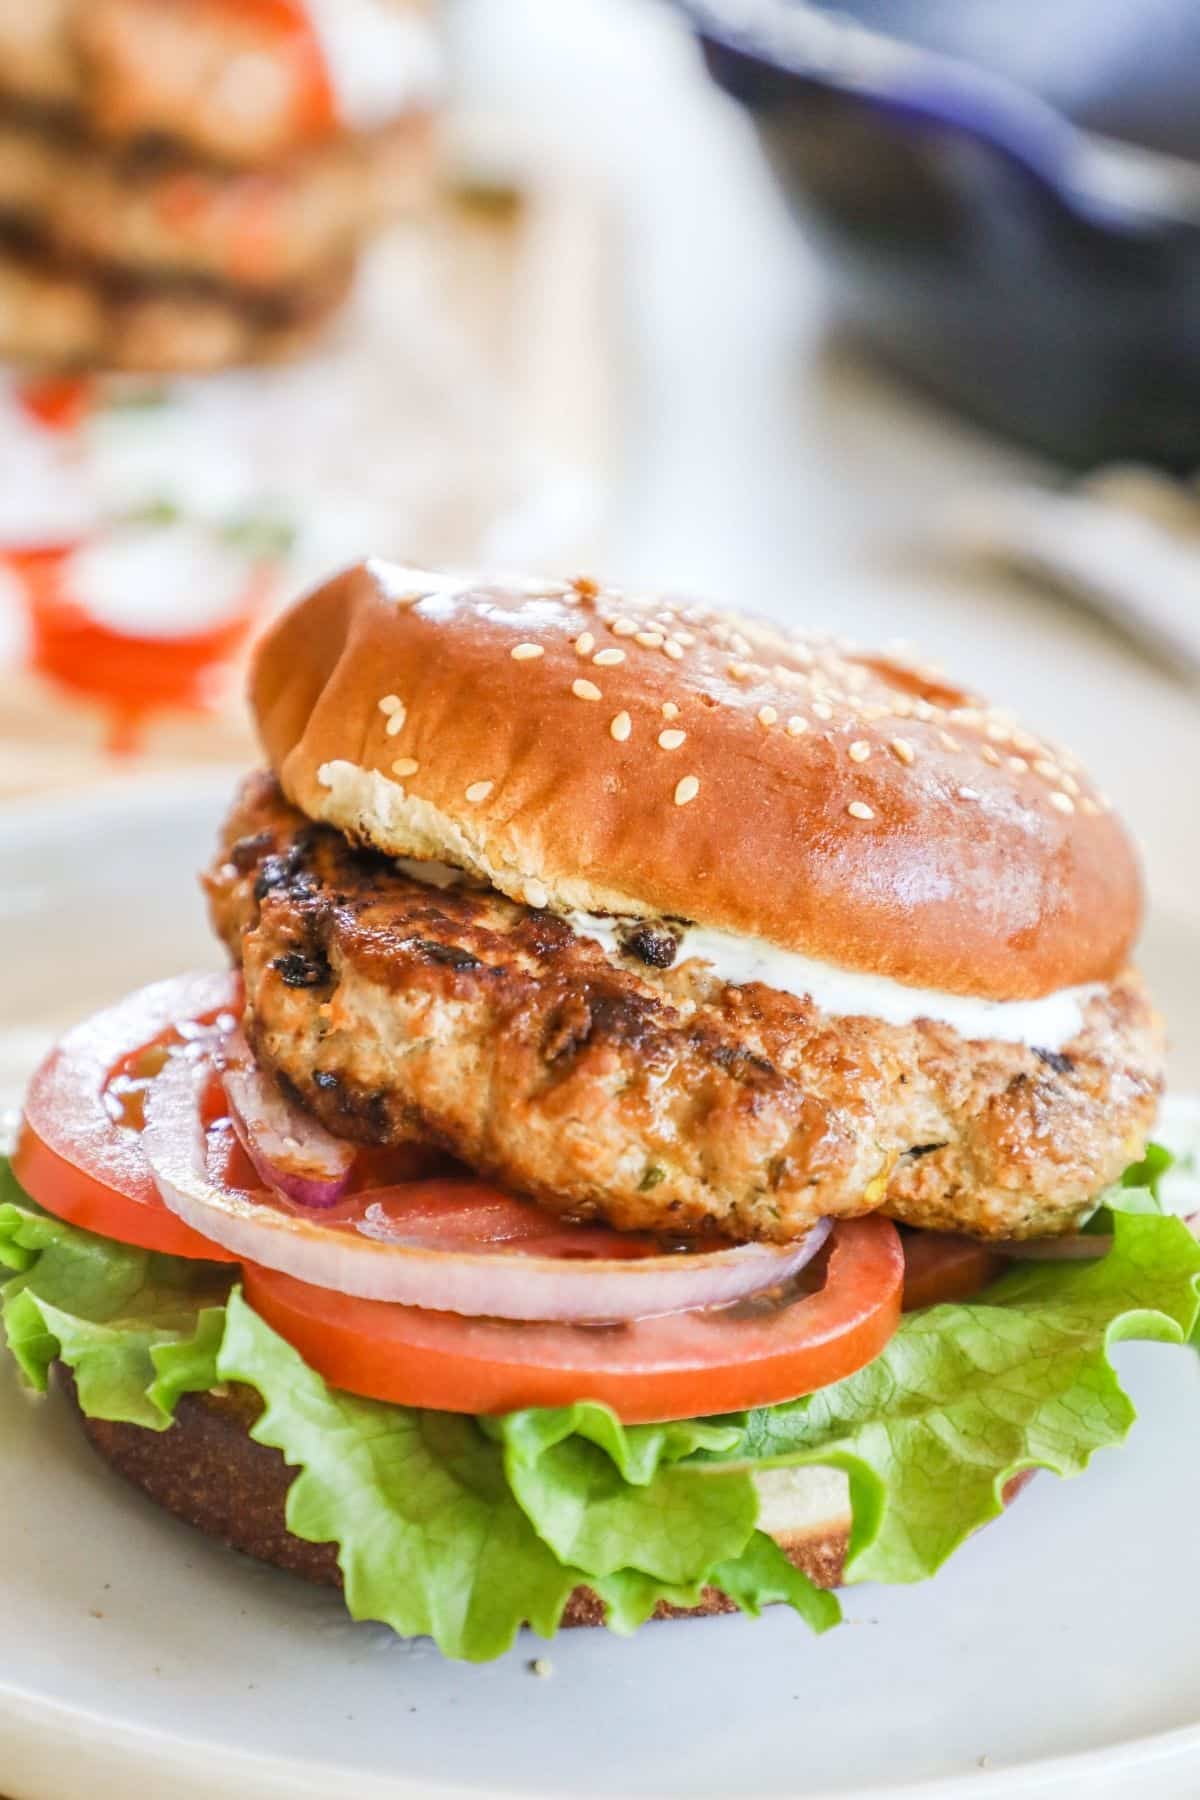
[456,0,1200,944]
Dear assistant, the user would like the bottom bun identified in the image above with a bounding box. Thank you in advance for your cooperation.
[61,1372,853,1625]
[63,1372,1032,1630]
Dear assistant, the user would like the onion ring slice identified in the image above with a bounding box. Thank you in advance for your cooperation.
[142,1046,832,1322]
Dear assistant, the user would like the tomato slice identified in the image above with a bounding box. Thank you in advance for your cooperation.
[13,545,273,756]
[901,1230,1005,1311]
[17,375,94,434]
[203,0,336,137]
[15,973,907,1420]
[243,1217,905,1422]
[14,973,240,1260]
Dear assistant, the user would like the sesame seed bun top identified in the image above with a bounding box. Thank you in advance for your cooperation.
[249,561,1142,1001]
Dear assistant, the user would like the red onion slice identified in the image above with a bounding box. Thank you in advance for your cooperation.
[219,1029,355,1208]
[141,1046,832,1321]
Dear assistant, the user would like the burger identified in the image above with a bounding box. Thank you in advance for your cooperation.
[0,0,440,373]
[3,562,1197,1663]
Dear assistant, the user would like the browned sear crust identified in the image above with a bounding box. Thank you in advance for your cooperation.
[206,774,1163,1245]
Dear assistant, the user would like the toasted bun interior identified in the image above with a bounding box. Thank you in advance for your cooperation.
[250,564,1141,1000]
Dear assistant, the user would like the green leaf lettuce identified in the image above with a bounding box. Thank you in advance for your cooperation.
[2,1150,1197,1661]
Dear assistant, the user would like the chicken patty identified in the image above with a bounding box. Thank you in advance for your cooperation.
[206,775,1164,1244]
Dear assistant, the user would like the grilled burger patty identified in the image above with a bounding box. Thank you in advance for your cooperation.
[206,774,1163,1245]
[0,226,351,371]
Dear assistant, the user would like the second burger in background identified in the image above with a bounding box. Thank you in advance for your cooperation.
[0,0,442,371]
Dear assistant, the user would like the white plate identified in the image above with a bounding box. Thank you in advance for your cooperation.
[2,777,1200,1800]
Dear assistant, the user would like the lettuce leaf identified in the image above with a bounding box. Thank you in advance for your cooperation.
[697,1208,1200,1585]
[0,1200,228,1428]
[2,1152,1198,1661]
[0,1186,831,1657]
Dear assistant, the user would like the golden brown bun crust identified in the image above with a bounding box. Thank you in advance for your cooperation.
[251,564,1141,1000]
[65,1376,851,1625]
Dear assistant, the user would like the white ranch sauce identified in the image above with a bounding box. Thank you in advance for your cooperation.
[387,848,1096,1048]
[564,912,1097,1050]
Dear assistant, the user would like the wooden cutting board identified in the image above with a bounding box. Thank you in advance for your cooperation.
[0,174,618,799]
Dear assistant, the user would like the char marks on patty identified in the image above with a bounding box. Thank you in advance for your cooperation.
[205,773,1164,1244]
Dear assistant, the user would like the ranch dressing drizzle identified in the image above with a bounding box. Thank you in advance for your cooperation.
[564,912,1098,1050]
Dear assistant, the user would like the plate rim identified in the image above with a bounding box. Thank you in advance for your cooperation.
[4,1648,1200,1800]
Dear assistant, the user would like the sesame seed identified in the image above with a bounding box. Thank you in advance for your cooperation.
[611,617,638,636]
[572,679,602,702]
[1033,759,1060,782]
[378,694,403,715]
[985,722,1009,743]
[730,633,752,657]
[610,710,631,742]
[661,701,680,720]
[938,730,962,753]
[465,780,494,804]
[593,647,626,667]
[890,736,915,765]
[1012,730,1039,754]
[958,786,980,801]
[659,729,687,750]
[674,775,700,806]
[891,697,913,718]
[1081,797,1101,816]
[530,1659,553,1679]
[511,642,544,661]
[758,706,778,728]
[787,715,809,736]
[1008,756,1028,773]
[391,758,419,778]
[1059,772,1080,796]
[847,801,874,821]
[574,632,595,657]
[912,700,935,722]
[674,630,696,647]
[727,661,751,681]
[663,638,685,661]
[636,631,664,649]
[981,745,1002,766]
[1049,791,1075,815]
[848,739,871,763]
[812,701,834,721]
[524,879,549,909]
[386,713,406,738]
